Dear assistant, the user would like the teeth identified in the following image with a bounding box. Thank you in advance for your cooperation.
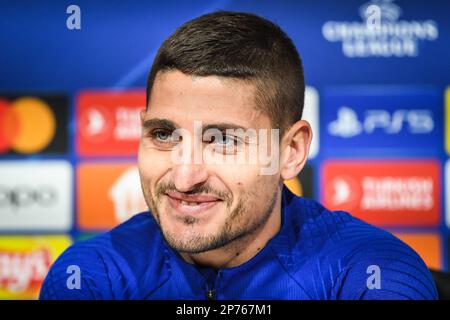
[180,200,199,206]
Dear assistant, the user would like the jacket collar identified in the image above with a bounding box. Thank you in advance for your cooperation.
[163,185,298,297]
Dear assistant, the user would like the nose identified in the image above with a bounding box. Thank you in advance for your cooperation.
[169,125,209,192]
[171,163,209,192]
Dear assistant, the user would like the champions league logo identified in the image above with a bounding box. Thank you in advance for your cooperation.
[322,0,439,57]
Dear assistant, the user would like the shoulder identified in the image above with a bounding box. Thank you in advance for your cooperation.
[281,193,438,300]
[328,217,438,299]
[40,212,169,300]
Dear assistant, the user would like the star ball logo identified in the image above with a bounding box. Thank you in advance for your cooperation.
[0,95,69,155]
[322,0,439,58]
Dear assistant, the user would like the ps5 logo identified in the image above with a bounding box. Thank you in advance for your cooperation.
[328,106,434,138]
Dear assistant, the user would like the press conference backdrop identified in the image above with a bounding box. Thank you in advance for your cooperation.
[0,0,449,299]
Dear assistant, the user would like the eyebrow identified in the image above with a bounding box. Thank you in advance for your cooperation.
[203,123,249,132]
[142,118,178,131]
[142,118,249,133]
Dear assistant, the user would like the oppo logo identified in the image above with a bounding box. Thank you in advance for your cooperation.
[0,186,57,209]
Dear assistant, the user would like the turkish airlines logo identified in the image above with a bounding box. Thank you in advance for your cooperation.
[77,163,147,230]
[80,105,113,143]
[0,96,68,155]
[360,176,434,211]
[76,91,145,156]
[323,160,440,226]
[328,106,434,138]
[327,175,361,210]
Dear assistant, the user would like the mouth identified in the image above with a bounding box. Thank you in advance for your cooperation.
[165,191,222,215]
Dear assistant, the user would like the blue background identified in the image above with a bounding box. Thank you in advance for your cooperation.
[0,0,449,272]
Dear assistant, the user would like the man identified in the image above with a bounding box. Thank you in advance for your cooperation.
[40,11,437,300]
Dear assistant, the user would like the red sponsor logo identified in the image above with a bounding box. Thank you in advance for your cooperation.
[0,249,51,293]
[322,160,440,226]
[76,90,145,156]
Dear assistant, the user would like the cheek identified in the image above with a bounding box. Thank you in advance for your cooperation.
[218,165,278,203]
[138,149,172,182]
[246,174,279,205]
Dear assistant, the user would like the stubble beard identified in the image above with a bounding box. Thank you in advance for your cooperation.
[141,180,278,254]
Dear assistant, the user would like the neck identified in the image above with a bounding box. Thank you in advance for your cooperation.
[179,192,282,269]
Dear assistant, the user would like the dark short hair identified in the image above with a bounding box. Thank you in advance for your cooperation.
[146,11,305,136]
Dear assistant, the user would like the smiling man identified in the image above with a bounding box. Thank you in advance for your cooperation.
[40,11,437,300]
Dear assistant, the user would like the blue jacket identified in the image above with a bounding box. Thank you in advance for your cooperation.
[40,187,438,299]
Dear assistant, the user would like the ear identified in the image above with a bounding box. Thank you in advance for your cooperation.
[279,120,312,180]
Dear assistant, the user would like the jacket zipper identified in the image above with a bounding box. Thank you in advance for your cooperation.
[205,270,221,300]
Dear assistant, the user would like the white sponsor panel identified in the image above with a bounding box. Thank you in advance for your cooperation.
[446,160,450,229]
[303,86,319,159]
[0,161,73,231]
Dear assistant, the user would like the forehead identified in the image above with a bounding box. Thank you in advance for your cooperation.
[146,70,271,129]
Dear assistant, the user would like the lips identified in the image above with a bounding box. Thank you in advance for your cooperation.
[165,191,222,215]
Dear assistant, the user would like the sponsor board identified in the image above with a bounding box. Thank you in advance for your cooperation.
[76,90,145,156]
[445,87,450,155]
[0,95,68,155]
[77,162,147,230]
[393,232,442,270]
[0,235,71,299]
[322,87,440,154]
[0,161,73,231]
[304,87,319,159]
[322,160,440,226]
[445,159,450,229]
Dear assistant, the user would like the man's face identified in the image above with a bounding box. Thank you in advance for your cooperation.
[138,70,281,254]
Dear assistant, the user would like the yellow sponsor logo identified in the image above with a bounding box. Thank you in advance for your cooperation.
[0,235,71,300]
[445,87,450,154]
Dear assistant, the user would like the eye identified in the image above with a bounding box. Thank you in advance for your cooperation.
[208,134,244,155]
[213,135,235,146]
[147,128,180,147]
[154,129,172,142]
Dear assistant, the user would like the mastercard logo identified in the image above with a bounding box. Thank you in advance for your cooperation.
[0,97,56,154]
